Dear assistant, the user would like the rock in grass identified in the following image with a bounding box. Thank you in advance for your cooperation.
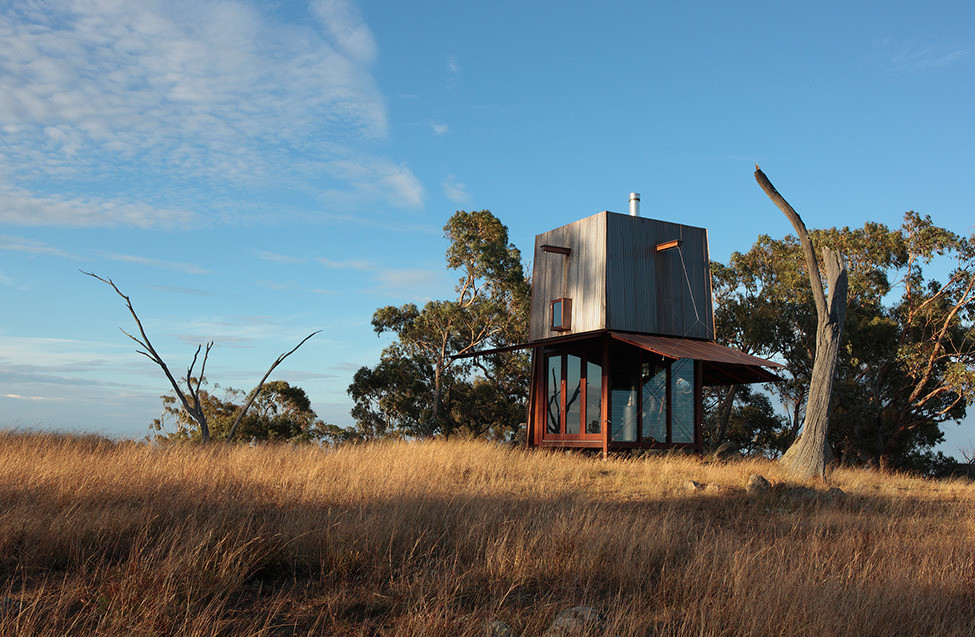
[682,480,705,493]
[483,619,515,637]
[783,486,818,503]
[746,474,771,494]
[823,486,846,501]
[542,606,604,636]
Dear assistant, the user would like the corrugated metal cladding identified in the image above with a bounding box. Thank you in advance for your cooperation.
[528,211,714,341]
[606,212,713,339]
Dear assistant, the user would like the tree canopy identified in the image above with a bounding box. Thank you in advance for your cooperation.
[152,379,335,444]
[710,211,975,472]
[348,210,530,440]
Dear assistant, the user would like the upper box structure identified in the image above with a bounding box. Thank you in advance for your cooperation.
[528,211,714,341]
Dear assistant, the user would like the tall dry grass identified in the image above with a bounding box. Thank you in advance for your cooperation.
[0,430,973,635]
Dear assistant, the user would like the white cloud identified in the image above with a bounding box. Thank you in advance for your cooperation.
[102,253,210,274]
[147,285,217,296]
[0,0,423,227]
[316,257,375,270]
[0,234,74,258]
[324,157,425,209]
[446,55,459,81]
[257,280,298,291]
[0,184,197,228]
[878,34,975,70]
[442,174,471,204]
[4,394,63,401]
[373,268,443,293]
[310,0,378,65]
[432,122,449,136]
[255,251,309,265]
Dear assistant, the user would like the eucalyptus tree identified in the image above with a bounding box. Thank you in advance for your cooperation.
[349,210,530,439]
[711,198,975,472]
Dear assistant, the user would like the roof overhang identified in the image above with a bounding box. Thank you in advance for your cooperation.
[453,330,783,386]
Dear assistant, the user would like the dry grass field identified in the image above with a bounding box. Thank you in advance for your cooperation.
[0,430,973,636]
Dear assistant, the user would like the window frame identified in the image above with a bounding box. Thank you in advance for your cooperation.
[542,348,603,440]
[551,298,572,332]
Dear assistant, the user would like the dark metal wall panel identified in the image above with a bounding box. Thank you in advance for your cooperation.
[605,213,713,339]
[528,212,607,340]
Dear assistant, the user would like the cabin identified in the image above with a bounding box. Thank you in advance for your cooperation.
[462,194,782,455]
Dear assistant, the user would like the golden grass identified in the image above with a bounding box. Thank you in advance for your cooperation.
[1,430,973,635]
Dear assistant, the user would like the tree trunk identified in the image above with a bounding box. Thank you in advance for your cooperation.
[710,384,739,451]
[755,168,848,479]
[431,366,443,437]
[778,261,845,477]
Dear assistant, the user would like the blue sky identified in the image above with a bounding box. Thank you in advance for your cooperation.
[1,0,973,455]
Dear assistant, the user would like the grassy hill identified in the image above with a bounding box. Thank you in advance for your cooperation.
[1,431,973,635]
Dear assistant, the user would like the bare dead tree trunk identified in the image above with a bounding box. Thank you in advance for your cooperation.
[754,167,848,479]
[86,271,319,445]
[84,271,214,443]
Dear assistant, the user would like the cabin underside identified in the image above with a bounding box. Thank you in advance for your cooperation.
[526,332,780,455]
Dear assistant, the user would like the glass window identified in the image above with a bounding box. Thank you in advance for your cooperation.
[585,359,602,434]
[641,361,667,443]
[610,356,637,442]
[552,300,563,329]
[565,355,581,434]
[671,359,695,443]
[547,356,561,435]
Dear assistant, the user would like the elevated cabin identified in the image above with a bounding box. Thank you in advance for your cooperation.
[462,197,781,455]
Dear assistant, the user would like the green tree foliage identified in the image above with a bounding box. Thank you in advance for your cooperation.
[711,212,975,471]
[348,210,530,440]
[152,379,334,444]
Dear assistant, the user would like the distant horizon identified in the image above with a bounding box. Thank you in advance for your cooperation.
[2,0,973,458]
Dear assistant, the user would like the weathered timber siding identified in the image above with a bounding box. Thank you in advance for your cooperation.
[529,211,713,341]
[528,212,607,340]
[605,212,713,339]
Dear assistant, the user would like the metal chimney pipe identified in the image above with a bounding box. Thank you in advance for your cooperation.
[629,192,640,216]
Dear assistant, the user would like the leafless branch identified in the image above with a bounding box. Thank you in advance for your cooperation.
[225,330,321,442]
[755,166,828,319]
[83,270,213,442]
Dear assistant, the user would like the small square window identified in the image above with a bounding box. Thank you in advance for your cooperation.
[551,298,572,332]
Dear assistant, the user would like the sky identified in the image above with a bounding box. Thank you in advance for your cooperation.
[1,0,974,456]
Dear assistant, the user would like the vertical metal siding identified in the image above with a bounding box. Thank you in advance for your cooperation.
[530,211,713,341]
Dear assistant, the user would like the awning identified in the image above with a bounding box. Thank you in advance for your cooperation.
[608,332,783,386]
[452,330,783,386]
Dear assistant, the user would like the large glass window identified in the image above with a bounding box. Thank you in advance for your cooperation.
[547,356,561,435]
[604,350,697,446]
[544,351,603,437]
[641,362,667,443]
[565,354,582,434]
[611,356,638,442]
[671,359,695,443]
[585,358,602,434]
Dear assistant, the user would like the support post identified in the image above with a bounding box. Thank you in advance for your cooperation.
[601,336,611,459]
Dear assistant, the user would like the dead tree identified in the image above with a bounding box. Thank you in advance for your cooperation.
[85,271,319,444]
[754,167,848,479]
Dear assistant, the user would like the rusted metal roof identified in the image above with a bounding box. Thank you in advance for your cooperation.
[453,331,782,384]
[608,332,783,385]
[608,333,783,368]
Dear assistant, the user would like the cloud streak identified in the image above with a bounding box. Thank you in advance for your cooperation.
[102,253,210,275]
[0,0,424,228]
[878,34,975,70]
